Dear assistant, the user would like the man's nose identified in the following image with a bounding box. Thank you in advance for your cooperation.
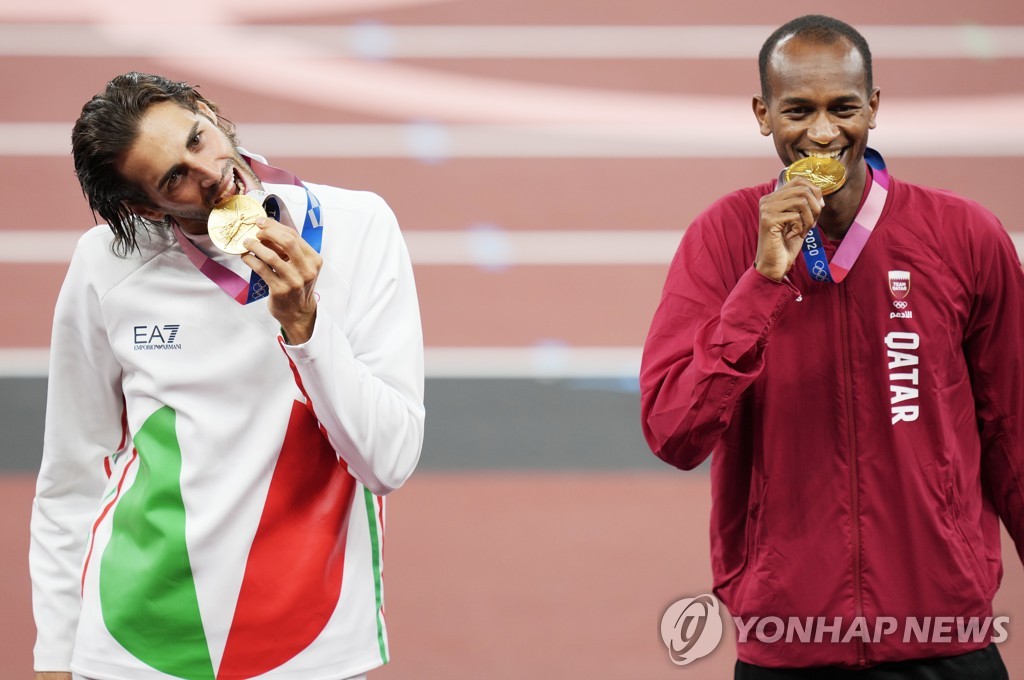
[807,113,839,145]
[193,156,223,187]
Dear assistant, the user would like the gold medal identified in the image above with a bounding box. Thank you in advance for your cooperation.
[784,156,847,196]
[207,194,266,255]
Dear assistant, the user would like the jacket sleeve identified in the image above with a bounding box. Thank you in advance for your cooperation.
[639,210,801,470]
[30,235,128,670]
[963,214,1024,565]
[281,193,424,496]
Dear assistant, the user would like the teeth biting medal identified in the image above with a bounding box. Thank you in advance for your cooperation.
[785,156,847,195]
[208,194,266,254]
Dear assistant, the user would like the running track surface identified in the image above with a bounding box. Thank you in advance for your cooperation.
[3,475,1022,678]
[3,0,1024,677]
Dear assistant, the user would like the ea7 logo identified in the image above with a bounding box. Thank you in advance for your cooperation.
[134,324,182,350]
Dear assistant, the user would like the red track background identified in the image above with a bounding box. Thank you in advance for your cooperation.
[2,1,1023,678]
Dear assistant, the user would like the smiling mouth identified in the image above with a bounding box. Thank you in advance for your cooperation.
[212,167,248,208]
[801,148,845,161]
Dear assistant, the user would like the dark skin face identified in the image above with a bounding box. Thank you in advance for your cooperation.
[753,35,880,240]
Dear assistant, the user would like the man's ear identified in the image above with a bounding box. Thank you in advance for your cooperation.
[867,87,881,130]
[197,100,217,125]
[129,203,166,223]
[752,95,772,136]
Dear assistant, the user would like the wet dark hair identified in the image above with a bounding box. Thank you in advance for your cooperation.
[71,72,236,256]
[758,15,873,101]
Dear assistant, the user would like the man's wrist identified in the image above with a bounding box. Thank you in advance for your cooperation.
[753,260,786,283]
[280,313,316,346]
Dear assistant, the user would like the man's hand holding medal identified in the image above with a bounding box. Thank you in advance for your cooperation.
[755,156,846,282]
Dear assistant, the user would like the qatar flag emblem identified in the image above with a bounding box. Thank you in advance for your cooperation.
[888,270,911,299]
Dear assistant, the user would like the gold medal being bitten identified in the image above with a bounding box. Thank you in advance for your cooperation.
[208,195,266,255]
[784,156,847,196]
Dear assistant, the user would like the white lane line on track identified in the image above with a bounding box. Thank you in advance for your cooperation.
[4,230,1023,267]
[3,121,1024,158]
[425,346,641,378]
[5,20,1020,126]
[1,24,1023,59]
[0,230,683,265]
[0,349,50,378]
[0,231,82,263]
[0,346,644,379]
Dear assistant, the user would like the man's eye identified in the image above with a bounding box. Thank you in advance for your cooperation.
[188,132,202,148]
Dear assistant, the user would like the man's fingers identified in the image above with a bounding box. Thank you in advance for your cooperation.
[244,221,316,267]
[767,187,822,233]
[779,213,811,242]
[242,248,309,293]
[243,237,287,272]
[241,225,323,293]
[755,178,827,281]
[783,176,826,205]
[255,219,315,261]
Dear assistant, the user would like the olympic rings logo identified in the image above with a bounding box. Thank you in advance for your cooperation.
[892,300,908,310]
[811,262,829,281]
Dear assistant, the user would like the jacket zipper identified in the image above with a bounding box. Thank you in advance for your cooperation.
[838,284,866,666]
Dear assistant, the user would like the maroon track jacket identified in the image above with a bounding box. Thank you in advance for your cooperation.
[640,163,1024,668]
